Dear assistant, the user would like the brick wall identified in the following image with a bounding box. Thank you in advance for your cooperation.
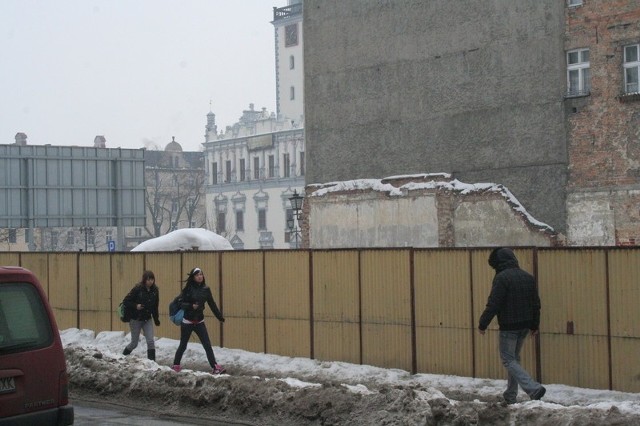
[565,0,640,245]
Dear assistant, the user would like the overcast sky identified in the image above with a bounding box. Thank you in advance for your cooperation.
[0,0,287,152]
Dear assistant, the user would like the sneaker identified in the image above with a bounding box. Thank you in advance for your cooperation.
[171,364,182,372]
[212,364,226,375]
[531,386,546,400]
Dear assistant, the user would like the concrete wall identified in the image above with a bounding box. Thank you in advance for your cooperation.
[304,0,568,232]
[307,176,557,248]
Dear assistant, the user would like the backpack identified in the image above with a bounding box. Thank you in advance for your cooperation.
[117,302,132,323]
[169,296,184,326]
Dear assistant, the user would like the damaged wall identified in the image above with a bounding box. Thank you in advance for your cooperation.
[307,175,558,248]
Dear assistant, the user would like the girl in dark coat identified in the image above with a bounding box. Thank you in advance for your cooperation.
[171,267,226,374]
[122,270,160,360]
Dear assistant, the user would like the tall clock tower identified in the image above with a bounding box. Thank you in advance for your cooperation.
[272,0,304,125]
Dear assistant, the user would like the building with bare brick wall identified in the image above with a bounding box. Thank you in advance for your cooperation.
[303,0,640,247]
[565,0,640,245]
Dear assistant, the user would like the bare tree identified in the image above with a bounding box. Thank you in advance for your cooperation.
[145,167,207,237]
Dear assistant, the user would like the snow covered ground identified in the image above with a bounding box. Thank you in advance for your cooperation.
[62,329,640,425]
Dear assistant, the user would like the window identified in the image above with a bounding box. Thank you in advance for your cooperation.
[258,209,267,230]
[66,231,74,245]
[300,151,305,176]
[283,153,290,178]
[236,210,244,232]
[217,212,226,234]
[240,158,246,181]
[253,157,260,179]
[268,155,275,178]
[624,44,640,94]
[289,55,295,70]
[0,283,54,355]
[290,86,295,100]
[225,160,232,183]
[87,231,94,247]
[568,0,582,6]
[285,23,298,47]
[134,227,142,237]
[172,201,178,213]
[566,48,590,97]
[106,230,113,246]
[8,229,16,244]
[212,162,218,184]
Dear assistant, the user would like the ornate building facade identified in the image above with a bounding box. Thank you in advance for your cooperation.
[202,1,305,249]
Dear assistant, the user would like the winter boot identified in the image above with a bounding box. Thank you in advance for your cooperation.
[123,347,132,356]
[147,349,156,361]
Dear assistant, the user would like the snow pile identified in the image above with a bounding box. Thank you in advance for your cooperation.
[62,328,640,425]
[131,228,233,251]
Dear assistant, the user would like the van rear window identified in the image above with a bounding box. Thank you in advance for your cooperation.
[0,283,54,355]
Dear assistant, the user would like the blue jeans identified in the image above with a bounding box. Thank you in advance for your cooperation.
[499,329,542,402]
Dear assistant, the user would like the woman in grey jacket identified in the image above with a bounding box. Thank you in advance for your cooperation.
[171,267,226,374]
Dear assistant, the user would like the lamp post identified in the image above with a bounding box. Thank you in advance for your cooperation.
[288,189,303,249]
[80,226,93,252]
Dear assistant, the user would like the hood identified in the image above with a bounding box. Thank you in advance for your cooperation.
[488,247,519,272]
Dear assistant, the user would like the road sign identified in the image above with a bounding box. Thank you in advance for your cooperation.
[108,240,116,252]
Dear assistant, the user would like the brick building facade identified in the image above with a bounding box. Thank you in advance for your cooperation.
[565,0,640,246]
[303,0,640,247]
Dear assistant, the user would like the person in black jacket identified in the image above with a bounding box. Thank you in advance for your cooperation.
[171,267,226,375]
[478,247,546,404]
[122,270,160,361]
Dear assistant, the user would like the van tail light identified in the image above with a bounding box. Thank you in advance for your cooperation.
[59,370,69,405]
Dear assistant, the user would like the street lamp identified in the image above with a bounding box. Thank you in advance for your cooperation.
[288,190,303,249]
[80,226,93,252]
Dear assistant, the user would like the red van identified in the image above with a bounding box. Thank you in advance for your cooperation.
[0,266,74,425]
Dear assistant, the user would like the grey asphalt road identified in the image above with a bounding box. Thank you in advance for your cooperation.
[73,398,251,426]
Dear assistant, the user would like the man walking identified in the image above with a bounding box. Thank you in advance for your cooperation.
[478,247,546,404]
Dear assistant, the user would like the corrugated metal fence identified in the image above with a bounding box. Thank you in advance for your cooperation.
[1,247,639,392]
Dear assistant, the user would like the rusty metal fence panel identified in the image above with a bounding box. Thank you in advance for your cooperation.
[47,253,78,329]
[312,250,361,364]
[222,251,265,353]
[0,254,20,269]
[78,253,112,333]
[414,249,473,377]
[538,249,610,390]
[607,249,640,392]
[360,250,412,372]
[264,250,310,358]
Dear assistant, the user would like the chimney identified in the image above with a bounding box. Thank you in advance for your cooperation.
[94,135,106,148]
[14,132,27,145]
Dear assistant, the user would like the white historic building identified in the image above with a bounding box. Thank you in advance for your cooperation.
[203,1,304,250]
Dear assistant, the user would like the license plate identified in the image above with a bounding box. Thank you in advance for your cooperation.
[0,376,16,394]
